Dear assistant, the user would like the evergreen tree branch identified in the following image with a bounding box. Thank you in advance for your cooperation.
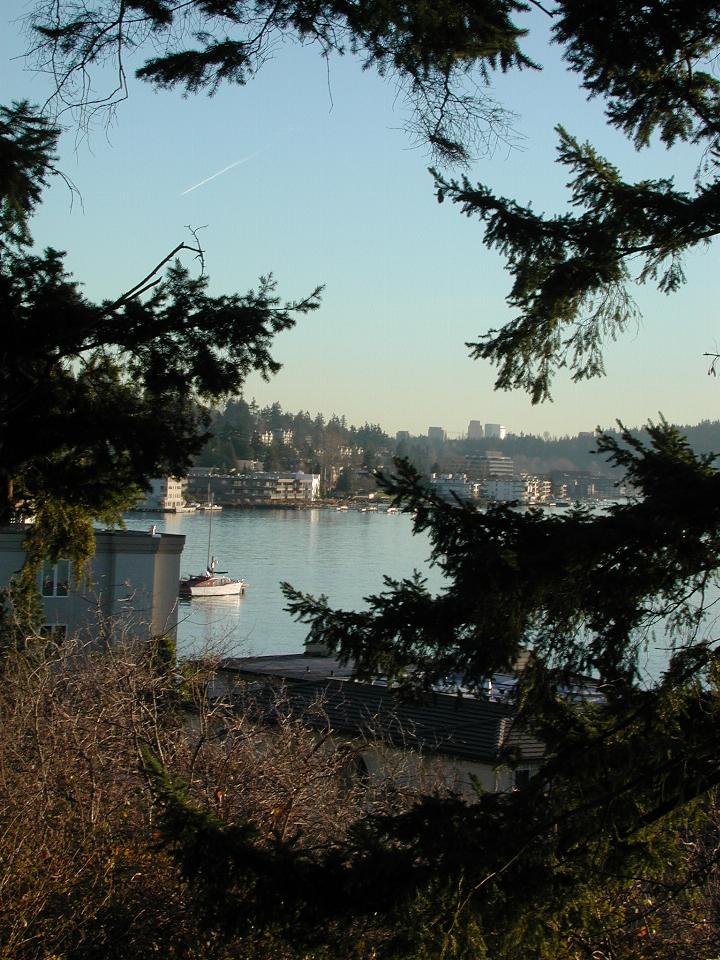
[434,127,720,400]
[27,0,538,163]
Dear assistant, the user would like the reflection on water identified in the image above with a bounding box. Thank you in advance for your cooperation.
[177,595,247,656]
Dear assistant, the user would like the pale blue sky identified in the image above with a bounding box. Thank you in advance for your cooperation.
[3,0,718,438]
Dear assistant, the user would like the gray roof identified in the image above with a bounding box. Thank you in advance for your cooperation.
[218,655,543,764]
[222,653,355,682]
[286,678,511,762]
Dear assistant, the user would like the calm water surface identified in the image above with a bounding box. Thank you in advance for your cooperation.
[124,508,443,658]
[123,506,704,681]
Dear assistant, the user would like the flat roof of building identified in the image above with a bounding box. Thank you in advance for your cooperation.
[221,653,355,682]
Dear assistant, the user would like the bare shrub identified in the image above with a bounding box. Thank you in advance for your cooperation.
[0,632,452,958]
[0,635,190,957]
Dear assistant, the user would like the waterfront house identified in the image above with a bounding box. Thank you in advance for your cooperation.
[213,652,544,797]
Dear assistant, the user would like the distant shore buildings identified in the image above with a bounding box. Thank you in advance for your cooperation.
[135,420,627,516]
[134,470,322,511]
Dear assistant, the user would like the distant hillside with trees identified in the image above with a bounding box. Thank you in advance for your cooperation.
[197,399,392,477]
[199,404,720,482]
[448,420,720,477]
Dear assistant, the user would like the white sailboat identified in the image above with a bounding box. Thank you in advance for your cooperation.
[179,494,247,598]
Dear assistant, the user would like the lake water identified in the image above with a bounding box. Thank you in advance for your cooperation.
[123,506,701,682]
[124,508,444,658]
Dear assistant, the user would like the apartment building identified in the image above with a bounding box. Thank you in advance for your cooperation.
[187,471,320,505]
[431,473,483,502]
[464,451,515,481]
[0,526,185,644]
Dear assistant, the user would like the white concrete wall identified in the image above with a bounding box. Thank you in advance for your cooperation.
[360,743,508,797]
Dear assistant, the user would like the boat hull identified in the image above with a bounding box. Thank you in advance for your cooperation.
[179,576,247,598]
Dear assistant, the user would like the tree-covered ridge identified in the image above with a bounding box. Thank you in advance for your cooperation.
[198,397,392,471]
[200,401,720,481]
[455,419,720,476]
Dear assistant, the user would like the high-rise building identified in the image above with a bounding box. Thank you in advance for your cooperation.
[467,420,484,439]
[427,426,446,443]
[396,430,410,443]
[484,423,507,440]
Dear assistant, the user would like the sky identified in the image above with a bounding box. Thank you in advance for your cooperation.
[2,1,719,439]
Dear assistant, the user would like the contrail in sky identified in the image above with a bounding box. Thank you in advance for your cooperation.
[180,150,262,195]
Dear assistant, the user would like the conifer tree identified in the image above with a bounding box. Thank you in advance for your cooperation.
[28,0,534,163]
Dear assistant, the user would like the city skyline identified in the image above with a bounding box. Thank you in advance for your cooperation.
[2,2,718,437]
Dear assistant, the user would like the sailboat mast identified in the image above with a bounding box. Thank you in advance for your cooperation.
[206,483,213,570]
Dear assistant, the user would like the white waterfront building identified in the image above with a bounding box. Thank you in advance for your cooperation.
[137,476,189,512]
[431,473,482,502]
[482,476,552,504]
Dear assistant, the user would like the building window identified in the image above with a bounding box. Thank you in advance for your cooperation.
[40,624,67,642]
[41,559,70,597]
